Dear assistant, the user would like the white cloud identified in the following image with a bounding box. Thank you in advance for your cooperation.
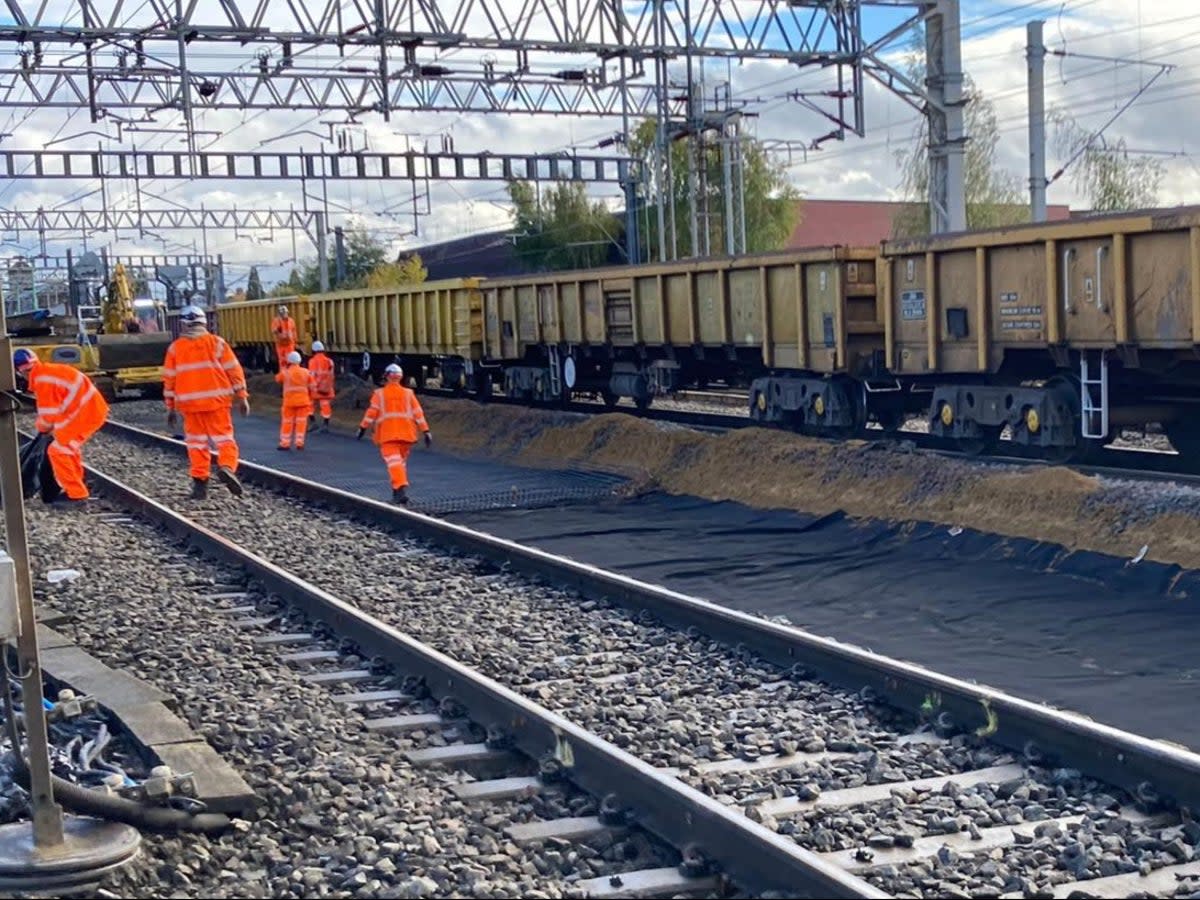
[3,0,1200,286]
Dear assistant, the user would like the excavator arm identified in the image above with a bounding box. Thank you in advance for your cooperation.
[104,263,136,334]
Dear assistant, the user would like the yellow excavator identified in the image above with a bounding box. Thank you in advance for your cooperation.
[11,262,170,399]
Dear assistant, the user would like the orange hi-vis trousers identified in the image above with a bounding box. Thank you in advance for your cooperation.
[182,408,239,480]
[275,342,295,372]
[280,405,312,448]
[315,398,333,419]
[47,436,89,499]
[380,440,414,489]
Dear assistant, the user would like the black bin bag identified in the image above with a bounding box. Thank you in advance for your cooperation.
[0,432,61,506]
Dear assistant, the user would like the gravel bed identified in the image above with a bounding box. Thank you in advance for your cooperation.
[10,501,689,899]
[83,433,984,796]
[71,431,1195,900]
[863,806,1200,898]
[1082,477,1200,530]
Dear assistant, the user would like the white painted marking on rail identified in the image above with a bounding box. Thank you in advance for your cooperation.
[758,764,1026,817]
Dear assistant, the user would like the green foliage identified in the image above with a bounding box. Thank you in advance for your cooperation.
[506,181,622,271]
[892,34,1027,238]
[270,225,404,294]
[246,266,264,300]
[630,119,800,259]
[1049,110,1164,212]
[365,253,429,288]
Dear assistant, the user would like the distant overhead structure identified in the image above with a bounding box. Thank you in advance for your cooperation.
[0,0,965,260]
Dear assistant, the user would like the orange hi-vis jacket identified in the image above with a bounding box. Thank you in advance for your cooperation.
[27,361,109,439]
[360,382,428,445]
[163,332,248,412]
[308,352,335,399]
[271,316,297,346]
[275,364,315,409]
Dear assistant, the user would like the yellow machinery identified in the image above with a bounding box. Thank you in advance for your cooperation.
[11,263,170,399]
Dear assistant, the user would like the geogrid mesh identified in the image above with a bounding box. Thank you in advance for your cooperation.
[204,414,628,514]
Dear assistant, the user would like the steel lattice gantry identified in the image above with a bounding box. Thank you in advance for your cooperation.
[0,1,965,232]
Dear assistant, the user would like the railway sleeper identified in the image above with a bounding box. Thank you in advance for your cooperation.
[929,383,1078,450]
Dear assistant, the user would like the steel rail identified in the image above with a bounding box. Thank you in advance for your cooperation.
[103,419,1200,817]
[80,428,884,900]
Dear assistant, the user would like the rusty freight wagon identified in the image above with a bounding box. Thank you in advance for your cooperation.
[882,206,1200,456]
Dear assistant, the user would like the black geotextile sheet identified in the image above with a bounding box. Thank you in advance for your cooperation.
[449,494,1200,749]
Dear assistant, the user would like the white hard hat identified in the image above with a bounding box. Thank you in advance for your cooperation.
[278,304,289,314]
[286,351,302,365]
[311,340,325,353]
[180,304,207,324]
[384,363,403,379]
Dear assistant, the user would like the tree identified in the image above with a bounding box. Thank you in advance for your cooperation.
[630,118,800,259]
[246,266,264,300]
[365,253,429,288]
[270,225,400,294]
[892,35,1027,238]
[1049,111,1163,212]
[506,181,623,271]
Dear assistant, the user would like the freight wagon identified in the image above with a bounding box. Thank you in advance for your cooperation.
[215,204,1200,461]
[216,280,483,386]
[882,206,1200,457]
[480,248,888,425]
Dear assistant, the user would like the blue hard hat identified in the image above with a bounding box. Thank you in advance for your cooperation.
[13,349,35,370]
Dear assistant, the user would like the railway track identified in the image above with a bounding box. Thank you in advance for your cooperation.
[420,385,1200,486]
[60,419,1200,898]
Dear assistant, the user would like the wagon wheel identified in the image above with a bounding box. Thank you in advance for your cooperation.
[958,425,1002,458]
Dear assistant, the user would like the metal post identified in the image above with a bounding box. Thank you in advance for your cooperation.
[722,126,735,256]
[1027,19,1048,223]
[736,132,747,253]
[315,213,330,293]
[334,227,347,288]
[0,303,64,848]
[623,178,640,265]
[926,0,967,234]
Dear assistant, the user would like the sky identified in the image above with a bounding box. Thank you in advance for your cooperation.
[1,0,1198,292]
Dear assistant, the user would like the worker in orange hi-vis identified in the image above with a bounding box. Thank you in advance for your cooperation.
[275,351,315,451]
[270,304,298,372]
[13,349,109,503]
[357,363,431,506]
[163,305,250,500]
[307,341,336,432]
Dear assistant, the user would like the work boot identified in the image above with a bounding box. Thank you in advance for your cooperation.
[392,486,409,506]
[191,478,208,500]
[277,445,290,452]
[295,444,305,452]
[322,418,331,432]
[216,466,244,498]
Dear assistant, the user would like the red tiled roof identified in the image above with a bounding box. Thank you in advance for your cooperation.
[786,199,1071,249]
